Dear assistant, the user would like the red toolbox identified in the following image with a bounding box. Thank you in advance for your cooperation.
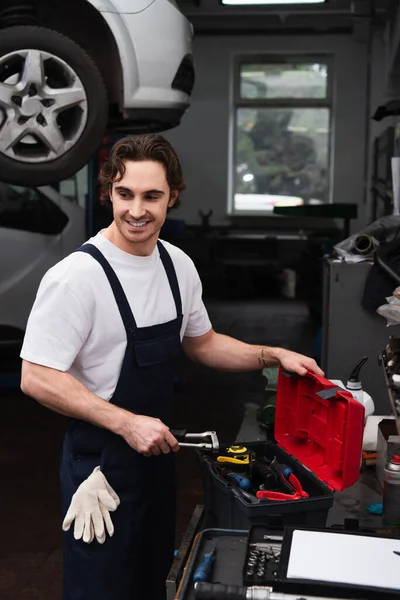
[197,369,365,530]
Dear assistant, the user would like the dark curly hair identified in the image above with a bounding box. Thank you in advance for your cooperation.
[98,134,186,209]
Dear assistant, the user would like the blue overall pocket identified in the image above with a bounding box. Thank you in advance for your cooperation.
[133,331,181,367]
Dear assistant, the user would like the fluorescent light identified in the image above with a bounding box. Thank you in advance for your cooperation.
[222,1,325,5]
[243,173,254,182]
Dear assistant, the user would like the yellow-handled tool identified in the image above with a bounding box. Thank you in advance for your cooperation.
[216,445,255,465]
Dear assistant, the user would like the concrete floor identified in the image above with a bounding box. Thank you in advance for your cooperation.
[0,299,316,600]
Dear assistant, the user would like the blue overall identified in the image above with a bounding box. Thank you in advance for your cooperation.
[60,241,183,600]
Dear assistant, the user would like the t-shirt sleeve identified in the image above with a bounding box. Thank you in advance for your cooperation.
[20,274,92,371]
[183,266,212,338]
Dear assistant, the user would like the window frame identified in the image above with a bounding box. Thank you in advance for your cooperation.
[229,53,334,216]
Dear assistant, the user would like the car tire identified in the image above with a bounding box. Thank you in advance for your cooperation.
[0,26,108,186]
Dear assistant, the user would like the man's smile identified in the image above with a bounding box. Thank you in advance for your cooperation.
[126,220,150,231]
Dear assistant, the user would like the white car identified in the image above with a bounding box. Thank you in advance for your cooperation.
[0,0,194,187]
[0,182,85,354]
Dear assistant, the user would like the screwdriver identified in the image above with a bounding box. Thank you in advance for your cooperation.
[193,547,217,583]
[225,471,251,490]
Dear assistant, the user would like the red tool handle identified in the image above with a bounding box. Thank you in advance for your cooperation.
[256,489,303,501]
[287,473,309,498]
[256,472,309,501]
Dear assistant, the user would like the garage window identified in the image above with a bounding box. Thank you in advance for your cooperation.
[232,56,332,214]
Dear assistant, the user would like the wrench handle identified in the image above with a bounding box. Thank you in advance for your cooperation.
[170,429,187,441]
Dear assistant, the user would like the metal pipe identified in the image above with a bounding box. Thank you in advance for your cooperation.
[194,582,356,600]
[352,234,374,254]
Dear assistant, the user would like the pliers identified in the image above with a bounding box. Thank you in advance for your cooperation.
[256,470,309,501]
[170,429,219,452]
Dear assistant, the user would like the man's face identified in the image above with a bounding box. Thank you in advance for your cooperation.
[110,160,177,255]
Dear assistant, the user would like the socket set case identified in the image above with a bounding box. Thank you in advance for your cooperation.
[275,525,400,600]
[242,524,283,586]
[198,370,365,530]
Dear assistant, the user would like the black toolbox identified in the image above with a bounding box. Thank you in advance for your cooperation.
[197,370,365,530]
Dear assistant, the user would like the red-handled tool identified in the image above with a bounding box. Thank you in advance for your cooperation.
[286,472,308,496]
[256,471,308,501]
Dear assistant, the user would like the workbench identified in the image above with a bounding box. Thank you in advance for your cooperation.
[167,404,388,600]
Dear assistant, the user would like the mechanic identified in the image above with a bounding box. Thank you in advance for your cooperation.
[20,134,324,600]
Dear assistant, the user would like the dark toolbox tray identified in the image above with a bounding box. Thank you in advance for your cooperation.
[245,524,400,600]
[197,369,365,530]
[175,528,249,600]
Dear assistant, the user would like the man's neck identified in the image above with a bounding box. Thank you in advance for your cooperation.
[101,223,157,256]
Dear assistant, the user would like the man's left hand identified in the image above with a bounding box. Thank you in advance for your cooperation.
[274,349,324,377]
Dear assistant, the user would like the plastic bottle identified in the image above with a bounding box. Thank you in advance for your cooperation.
[330,356,374,423]
[345,357,374,420]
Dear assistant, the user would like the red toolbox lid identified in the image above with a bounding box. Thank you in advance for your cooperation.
[274,369,365,491]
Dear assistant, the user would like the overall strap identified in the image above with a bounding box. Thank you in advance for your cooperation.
[157,241,183,318]
[76,244,137,331]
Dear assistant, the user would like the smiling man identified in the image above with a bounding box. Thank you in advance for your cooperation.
[106,158,180,254]
[20,134,323,600]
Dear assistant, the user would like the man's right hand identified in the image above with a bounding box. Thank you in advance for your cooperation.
[121,414,180,457]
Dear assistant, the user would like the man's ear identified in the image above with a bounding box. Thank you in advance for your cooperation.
[168,190,178,208]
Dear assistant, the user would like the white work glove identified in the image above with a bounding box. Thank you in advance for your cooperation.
[62,466,120,544]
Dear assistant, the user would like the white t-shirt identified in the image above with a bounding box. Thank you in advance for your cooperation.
[21,233,212,400]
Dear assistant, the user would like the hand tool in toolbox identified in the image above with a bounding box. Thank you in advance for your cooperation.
[256,472,309,501]
[212,449,309,502]
[271,461,308,498]
[194,582,355,600]
[212,459,259,502]
[193,547,217,583]
[212,461,252,491]
[224,472,252,491]
[170,429,219,451]
[251,458,292,494]
[249,456,308,501]
[183,426,310,502]
[217,445,256,465]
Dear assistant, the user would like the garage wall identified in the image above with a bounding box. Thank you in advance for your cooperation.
[165,34,370,228]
